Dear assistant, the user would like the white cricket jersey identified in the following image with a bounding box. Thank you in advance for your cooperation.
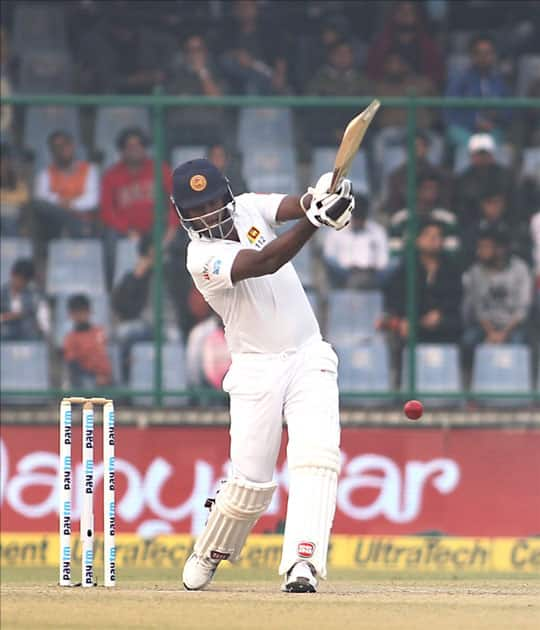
[186,192,321,354]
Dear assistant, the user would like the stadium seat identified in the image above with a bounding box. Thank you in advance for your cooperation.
[312,147,370,195]
[46,239,106,296]
[516,55,540,97]
[327,289,383,346]
[53,293,111,347]
[129,342,189,407]
[171,145,206,169]
[113,238,139,285]
[242,145,299,194]
[402,344,462,407]
[335,336,391,406]
[18,49,73,94]
[94,107,151,168]
[237,107,294,151]
[0,237,33,286]
[11,3,68,56]
[521,148,540,182]
[471,344,532,407]
[0,342,49,405]
[23,106,83,170]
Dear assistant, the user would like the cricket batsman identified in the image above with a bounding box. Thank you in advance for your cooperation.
[171,158,354,593]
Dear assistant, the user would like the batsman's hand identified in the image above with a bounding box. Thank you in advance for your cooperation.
[301,172,354,231]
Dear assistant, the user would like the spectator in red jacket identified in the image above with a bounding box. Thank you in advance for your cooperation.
[366,1,445,89]
[100,127,174,237]
[100,127,176,284]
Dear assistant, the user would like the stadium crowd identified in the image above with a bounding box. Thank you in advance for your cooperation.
[0,0,539,401]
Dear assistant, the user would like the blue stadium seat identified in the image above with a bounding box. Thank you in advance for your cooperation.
[516,55,540,97]
[327,289,383,346]
[94,107,151,168]
[53,293,111,347]
[521,148,540,182]
[472,344,532,407]
[46,239,106,296]
[237,108,294,151]
[1,237,33,286]
[171,145,206,169]
[23,106,83,170]
[242,146,299,194]
[0,342,49,404]
[129,342,188,407]
[402,344,462,407]
[19,50,73,94]
[335,336,391,406]
[113,238,139,285]
[312,147,370,195]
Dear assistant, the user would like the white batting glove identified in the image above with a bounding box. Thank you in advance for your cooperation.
[301,172,354,231]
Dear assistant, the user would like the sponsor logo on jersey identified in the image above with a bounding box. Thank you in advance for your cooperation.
[247,226,267,249]
[297,541,316,558]
[189,174,207,192]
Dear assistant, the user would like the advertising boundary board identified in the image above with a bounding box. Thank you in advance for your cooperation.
[1,534,540,574]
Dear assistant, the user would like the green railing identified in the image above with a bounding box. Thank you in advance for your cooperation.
[1,93,539,405]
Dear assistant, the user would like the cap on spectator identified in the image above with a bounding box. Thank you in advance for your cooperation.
[468,134,495,154]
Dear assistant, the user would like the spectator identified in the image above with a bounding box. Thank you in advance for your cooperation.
[373,50,437,130]
[453,133,515,222]
[0,259,50,341]
[207,143,247,194]
[323,195,389,289]
[186,314,231,391]
[63,293,112,388]
[306,40,371,145]
[379,221,463,343]
[389,173,460,258]
[382,131,452,214]
[444,34,511,149]
[33,131,99,244]
[462,189,531,266]
[366,1,445,88]
[166,34,226,146]
[111,234,154,382]
[463,230,532,350]
[76,11,166,94]
[1,143,29,235]
[220,0,290,95]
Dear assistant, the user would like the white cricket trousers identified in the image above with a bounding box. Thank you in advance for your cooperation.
[222,337,341,576]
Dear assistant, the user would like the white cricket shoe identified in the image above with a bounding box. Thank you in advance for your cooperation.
[182,553,220,591]
[281,561,318,593]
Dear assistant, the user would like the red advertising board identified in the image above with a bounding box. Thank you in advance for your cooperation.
[1,426,539,536]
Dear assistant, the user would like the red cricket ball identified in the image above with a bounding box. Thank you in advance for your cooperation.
[404,399,424,420]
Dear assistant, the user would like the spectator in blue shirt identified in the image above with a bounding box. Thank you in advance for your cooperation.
[444,34,511,149]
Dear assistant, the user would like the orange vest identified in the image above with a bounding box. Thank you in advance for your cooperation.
[48,162,90,202]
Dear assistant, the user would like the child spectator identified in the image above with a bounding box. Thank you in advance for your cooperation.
[63,293,112,388]
[34,130,99,243]
[463,230,532,351]
[323,195,389,289]
[444,34,511,148]
[0,259,50,340]
[111,234,154,382]
[389,173,460,258]
[379,221,462,344]
[1,143,29,235]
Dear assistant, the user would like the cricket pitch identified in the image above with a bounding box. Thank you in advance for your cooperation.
[1,567,538,630]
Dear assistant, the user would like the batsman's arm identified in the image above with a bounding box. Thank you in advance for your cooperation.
[231,197,316,283]
[275,194,308,222]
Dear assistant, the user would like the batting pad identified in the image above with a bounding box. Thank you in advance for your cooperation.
[279,444,341,578]
[194,478,277,563]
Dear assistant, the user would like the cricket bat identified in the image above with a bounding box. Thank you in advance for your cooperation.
[328,99,381,194]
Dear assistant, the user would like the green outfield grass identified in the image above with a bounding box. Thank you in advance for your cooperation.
[1,567,539,630]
